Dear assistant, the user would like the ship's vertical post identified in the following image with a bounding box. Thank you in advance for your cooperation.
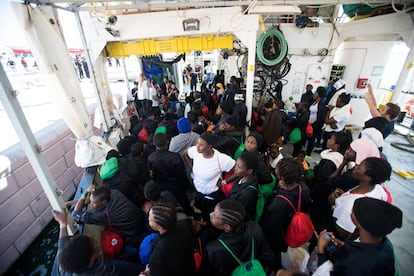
[245,29,257,135]
[0,64,76,234]
[122,58,131,95]
[391,39,414,103]
[73,10,112,132]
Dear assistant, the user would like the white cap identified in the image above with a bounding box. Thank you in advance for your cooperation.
[334,79,346,90]
[360,127,384,148]
[234,94,244,101]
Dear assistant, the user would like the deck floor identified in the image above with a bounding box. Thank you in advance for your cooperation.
[381,126,414,276]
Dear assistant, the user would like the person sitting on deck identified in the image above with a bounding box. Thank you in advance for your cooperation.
[72,185,147,248]
[141,180,176,214]
[100,149,145,208]
[130,141,151,190]
[233,93,248,130]
[212,101,233,132]
[327,137,380,194]
[52,209,140,275]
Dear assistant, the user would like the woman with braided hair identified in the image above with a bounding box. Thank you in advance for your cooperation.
[198,199,274,275]
[140,204,195,276]
[259,157,311,271]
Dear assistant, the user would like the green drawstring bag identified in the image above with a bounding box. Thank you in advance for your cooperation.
[233,143,246,160]
[218,238,266,276]
[260,174,277,200]
[155,125,167,135]
[289,127,302,144]
[100,157,119,180]
[304,169,314,183]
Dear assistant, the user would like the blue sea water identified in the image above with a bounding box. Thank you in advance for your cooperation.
[6,221,59,276]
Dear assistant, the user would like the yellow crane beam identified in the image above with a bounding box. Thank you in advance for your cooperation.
[106,35,233,57]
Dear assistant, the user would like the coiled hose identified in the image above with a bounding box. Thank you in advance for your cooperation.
[257,28,288,67]
[391,130,414,154]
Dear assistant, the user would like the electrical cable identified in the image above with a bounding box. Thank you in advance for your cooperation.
[276,57,291,79]
[257,28,288,67]
[391,0,414,13]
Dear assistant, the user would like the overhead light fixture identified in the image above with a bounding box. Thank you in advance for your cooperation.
[182,18,200,31]
[248,5,301,15]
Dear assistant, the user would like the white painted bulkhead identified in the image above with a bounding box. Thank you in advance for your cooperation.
[0,3,413,274]
[79,7,413,128]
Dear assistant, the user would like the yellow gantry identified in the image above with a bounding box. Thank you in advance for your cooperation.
[106,35,233,57]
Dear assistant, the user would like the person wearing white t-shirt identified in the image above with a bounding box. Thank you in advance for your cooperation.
[183,132,235,220]
[330,157,392,240]
[327,79,346,107]
[322,93,351,149]
[265,143,283,170]
[204,62,213,83]
[137,73,148,117]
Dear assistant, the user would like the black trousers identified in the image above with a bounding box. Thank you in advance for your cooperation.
[194,189,225,221]
[160,182,194,216]
[306,122,323,155]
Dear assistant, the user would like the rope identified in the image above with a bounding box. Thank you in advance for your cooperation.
[257,28,288,67]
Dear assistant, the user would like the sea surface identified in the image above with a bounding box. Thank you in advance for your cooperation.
[6,221,59,276]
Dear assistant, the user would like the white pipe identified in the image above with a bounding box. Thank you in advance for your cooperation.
[245,29,257,135]
[391,39,414,104]
[122,58,131,95]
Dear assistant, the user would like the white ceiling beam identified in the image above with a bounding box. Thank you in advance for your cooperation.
[37,0,404,12]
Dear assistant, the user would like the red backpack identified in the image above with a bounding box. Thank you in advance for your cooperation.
[101,210,124,259]
[277,185,314,248]
[138,123,149,143]
[306,122,313,137]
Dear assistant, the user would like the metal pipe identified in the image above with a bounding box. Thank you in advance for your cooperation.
[74,10,112,132]
[121,58,131,94]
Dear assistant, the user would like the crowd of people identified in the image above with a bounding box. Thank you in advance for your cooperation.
[52,76,403,276]
[74,55,90,80]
